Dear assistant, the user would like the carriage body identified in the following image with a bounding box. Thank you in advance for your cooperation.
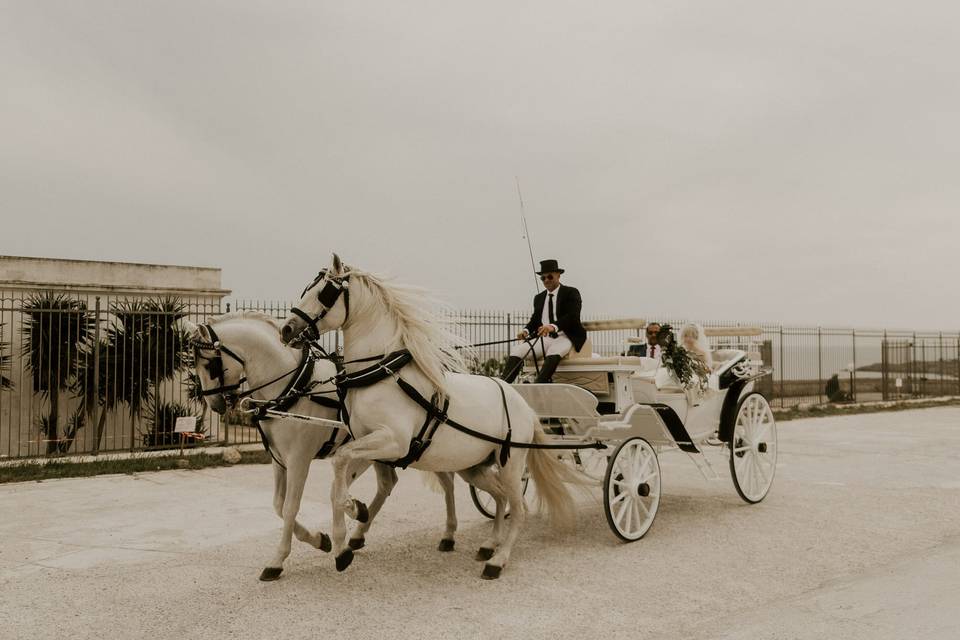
[494,323,778,541]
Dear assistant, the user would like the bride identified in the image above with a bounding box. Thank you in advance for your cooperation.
[680,323,713,371]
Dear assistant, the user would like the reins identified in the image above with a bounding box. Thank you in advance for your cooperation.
[192,326,349,468]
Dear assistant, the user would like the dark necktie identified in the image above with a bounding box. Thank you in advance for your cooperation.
[548,293,555,325]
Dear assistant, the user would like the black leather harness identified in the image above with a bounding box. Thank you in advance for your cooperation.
[333,349,606,470]
[193,327,348,467]
[249,347,350,465]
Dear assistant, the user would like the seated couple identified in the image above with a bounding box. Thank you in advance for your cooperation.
[629,321,714,371]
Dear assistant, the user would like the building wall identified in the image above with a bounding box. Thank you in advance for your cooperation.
[0,256,230,458]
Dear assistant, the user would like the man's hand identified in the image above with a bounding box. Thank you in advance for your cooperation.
[536,325,556,337]
[517,329,529,340]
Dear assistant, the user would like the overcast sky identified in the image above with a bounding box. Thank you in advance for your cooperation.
[2,1,958,329]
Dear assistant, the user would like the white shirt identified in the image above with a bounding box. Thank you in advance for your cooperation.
[540,285,561,333]
[646,343,660,360]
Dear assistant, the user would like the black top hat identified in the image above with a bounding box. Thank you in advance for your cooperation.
[535,259,565,275]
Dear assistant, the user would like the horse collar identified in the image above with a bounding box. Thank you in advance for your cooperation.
[335,350,414,391]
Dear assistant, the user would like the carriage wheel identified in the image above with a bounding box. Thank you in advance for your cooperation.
[728,392,778,503]
[469,471,530,520]
[603,437,660,542]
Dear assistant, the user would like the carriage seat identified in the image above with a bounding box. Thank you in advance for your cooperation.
[565,336,593,360]
[712,349,748,375]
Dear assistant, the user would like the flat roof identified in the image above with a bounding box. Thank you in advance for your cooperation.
[0,254,220,272]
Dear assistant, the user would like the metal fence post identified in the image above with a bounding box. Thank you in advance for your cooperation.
[779,325,784,407]
[939,332,944,397]
[817,327,823,404]
[881,332,888,401]
[92,296,101,454]
[851,328,857,402]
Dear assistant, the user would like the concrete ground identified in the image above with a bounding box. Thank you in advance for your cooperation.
[2,407,959,640]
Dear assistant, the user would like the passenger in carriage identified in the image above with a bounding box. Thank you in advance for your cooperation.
[626,322,662,359]
[680,323,714,371]
[500,259,587,384]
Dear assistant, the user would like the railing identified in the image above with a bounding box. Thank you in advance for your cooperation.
[1,292,958,461]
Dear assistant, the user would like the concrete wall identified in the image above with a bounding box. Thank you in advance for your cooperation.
[0,255,229,297]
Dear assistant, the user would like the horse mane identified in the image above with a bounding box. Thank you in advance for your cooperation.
[208,310,283,329]
[347,269,468,392]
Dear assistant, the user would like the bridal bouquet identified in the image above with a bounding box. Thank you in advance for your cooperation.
[656,324,710,393]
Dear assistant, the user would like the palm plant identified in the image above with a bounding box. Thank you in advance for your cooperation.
[20,293,94,454]
[143,398,204,448]
[0,323,13,390]
[77,297,192,453]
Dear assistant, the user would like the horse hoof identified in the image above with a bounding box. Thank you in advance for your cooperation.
[353,499,369,524]
[438,539,455,552]
[319,533,332,553]
[481,564,502,580]
[259,567,283,582]
[335,548,354,572]
[475,547,494,562]
[348,537,366,551]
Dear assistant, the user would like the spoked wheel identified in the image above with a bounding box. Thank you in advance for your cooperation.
[469,470,530,519]
[729,392,778,503]
[603,437,661,542]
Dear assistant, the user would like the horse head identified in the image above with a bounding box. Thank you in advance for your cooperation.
[280,253,349,345]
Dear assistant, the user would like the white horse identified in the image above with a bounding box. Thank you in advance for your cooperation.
[279,255,582,579]
[185,312,459,581]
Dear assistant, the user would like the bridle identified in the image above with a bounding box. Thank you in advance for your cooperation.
[192,322,336,409]
[192,324,248,398]
[289,269,350,341]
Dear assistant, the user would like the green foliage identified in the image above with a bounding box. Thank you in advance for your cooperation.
[0,323,12,390]
[20,293,94,395]
[75,296,192,421]
[657,324,710,392]
[33,405,85,455]
[468,355,508,377]
[143,399,204,448]
[20,293,95,454]
[100,297,190,419]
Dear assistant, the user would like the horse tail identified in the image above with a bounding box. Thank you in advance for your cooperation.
[418,470,445,494]
[525,422,589,530]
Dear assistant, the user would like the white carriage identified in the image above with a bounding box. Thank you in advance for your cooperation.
[470,320,778,541]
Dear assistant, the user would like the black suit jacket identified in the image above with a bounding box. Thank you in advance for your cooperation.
[524,285,587,351]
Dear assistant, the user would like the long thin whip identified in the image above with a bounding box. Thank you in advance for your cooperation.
[516,176,540,294]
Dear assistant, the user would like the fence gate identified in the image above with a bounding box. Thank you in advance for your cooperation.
[882,338,960,400]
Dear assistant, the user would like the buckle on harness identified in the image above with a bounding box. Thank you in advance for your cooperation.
[382,365,400,381]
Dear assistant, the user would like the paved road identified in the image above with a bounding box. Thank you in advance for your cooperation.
[2,407,959,639]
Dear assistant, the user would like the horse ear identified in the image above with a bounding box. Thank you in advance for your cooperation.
[331,253,343,275]
[196,324,213,343]
[179,318,198,335]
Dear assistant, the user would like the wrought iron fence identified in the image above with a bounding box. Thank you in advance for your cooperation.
[1,291,958,461]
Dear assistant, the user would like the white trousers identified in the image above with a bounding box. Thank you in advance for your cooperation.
[510,333,573,360]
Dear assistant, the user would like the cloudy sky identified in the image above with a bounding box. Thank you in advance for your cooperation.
[2,1,957,328]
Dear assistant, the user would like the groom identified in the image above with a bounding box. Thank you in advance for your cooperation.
[500,259,587,383]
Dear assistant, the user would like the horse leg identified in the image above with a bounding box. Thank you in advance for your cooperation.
[480,453,528,580]
[436,472,458,552]
[260,455,317,581]
[458,464,507,562]
[328,430,406,571]
[348,461,395,551]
